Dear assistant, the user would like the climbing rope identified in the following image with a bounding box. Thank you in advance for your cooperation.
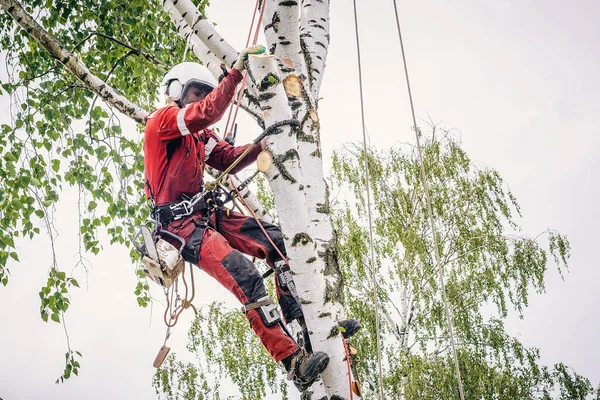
[351,0,385,398]
[223,0,266,137]
[164,261,197,328]
[390,1,466,399]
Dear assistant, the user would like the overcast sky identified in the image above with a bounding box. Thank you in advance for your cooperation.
[1,0,599,399]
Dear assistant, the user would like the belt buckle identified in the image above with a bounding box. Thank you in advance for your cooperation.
[169,200,192,221]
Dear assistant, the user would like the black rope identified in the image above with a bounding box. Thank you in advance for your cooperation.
[253,119,300,145]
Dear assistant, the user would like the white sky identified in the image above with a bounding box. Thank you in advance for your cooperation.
[1,0,599,399]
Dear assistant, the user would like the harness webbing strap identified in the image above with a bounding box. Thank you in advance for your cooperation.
[243,298,274,313]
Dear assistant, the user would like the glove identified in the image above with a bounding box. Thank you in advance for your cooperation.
[233,44,266,72]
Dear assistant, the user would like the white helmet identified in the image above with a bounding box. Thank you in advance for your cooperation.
[161,62,217,103]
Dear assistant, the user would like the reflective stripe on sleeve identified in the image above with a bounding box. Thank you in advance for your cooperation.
[204,137,218,161]
[177,106,191,136]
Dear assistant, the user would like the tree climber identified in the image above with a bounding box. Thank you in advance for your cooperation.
[143,46,329,391]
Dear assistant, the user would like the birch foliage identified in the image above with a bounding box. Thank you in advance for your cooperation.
[330,128,593,399]
[0,0,208,382]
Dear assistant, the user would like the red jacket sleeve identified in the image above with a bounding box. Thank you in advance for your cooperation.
[204,129,262,174]
[156,69,243,141]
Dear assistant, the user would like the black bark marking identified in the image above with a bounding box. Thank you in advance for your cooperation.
[291,232,313,247]
[315,41,327,49]
[258,73,280,91]
[265,11,280,33]
[258,92,276,101]
[316,184,330,214]
[327,325,340,339]
[298,130,315,143]
[272,149,299,183]
[321,231,344,304]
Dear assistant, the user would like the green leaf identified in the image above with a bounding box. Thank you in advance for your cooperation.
[3,152,16,162]
[88,201,97,211]
[42,200,53,207]
[52,159,60,172]
[9,252,19,262]
[51,313,60,323]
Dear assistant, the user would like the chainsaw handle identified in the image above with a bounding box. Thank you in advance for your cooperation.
[158,229,187,256]
[132,229,146,255]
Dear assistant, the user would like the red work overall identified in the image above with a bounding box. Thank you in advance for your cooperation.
[144,69,300,362]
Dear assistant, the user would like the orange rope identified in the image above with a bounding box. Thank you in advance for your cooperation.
[164,262,197,328]
[224,0,266,137]
[342,335,354,400]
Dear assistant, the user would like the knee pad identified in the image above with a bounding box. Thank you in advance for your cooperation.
[243,296,281,327]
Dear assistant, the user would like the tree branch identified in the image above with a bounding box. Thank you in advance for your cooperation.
[0,0,148,124]
[299,0,330,98]
[162,0,238,67]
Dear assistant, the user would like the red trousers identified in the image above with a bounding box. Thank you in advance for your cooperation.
[179,210,300,362]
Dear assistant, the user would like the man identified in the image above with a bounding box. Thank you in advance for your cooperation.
[144,46,328,391]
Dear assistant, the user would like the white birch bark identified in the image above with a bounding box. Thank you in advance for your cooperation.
[164,4,224,79]
[0,0,148,124]
[299,0,331,98]
[163,0,238,67]
[261,2,353,397]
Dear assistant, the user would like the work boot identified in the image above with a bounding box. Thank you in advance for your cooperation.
[339,318,361,339]
[286,349,330,392]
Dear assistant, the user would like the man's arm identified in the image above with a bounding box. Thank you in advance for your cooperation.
[204,130,262,174]
[156,69,243,141]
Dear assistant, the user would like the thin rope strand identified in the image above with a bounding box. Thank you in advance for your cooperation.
[223,0,260,135]
[351,0,385,398]
[390,1,466,399]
